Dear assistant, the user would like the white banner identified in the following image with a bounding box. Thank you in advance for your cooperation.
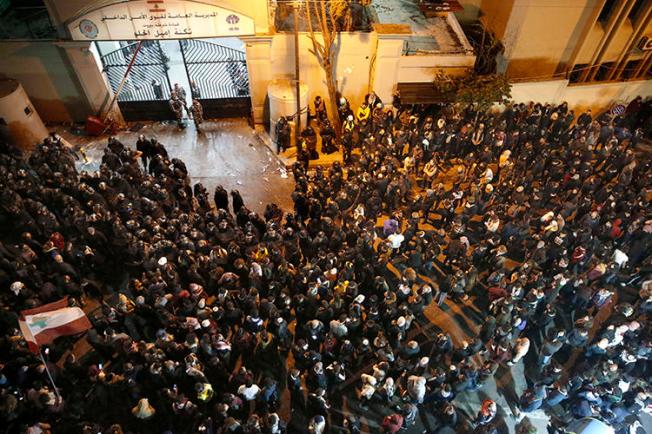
[68,0,255,40]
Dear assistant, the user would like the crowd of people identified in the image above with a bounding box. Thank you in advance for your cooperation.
[0,92,650,434]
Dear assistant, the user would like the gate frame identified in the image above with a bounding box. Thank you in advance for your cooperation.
[178,38,253,120]
[99,40,174,121]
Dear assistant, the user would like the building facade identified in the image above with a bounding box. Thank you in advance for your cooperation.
[457,0,652,82]
[0,0,476,124]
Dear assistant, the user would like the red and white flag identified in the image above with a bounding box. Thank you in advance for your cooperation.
[18,297,92,353]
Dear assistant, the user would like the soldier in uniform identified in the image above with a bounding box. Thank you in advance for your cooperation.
[190,99,204,133]
[169,93,185,129]
[173,83,189,114]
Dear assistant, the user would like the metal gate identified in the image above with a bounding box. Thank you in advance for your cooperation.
[180,39,252,119]
[100,41,173,121]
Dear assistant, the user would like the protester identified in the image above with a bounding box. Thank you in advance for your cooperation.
[0,95,650,434]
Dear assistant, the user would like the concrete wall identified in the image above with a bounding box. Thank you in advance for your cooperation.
[397,54,475,82]
[373,37,405,105]
[57,41,113,117]
[463,0,651,80]
[45,0,271,35]
[245,32,475,124]
[499,0,597,79]
[244,37,273,124]
[508,78,652,113]
[268,32,378,117]
[480,0,519,44]
[0,41,91,122]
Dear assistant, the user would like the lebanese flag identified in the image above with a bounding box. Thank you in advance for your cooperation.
[18,297,92,353]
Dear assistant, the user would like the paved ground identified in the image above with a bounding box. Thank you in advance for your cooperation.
[51,119,650,433]
[55,119,546,433]
[55,118,294,215]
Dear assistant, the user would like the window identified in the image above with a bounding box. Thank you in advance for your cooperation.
[623,59,641,79]
[595,62,615,81]
[598,0,617,23]
[629,0,645,21]
[568,64,588,83]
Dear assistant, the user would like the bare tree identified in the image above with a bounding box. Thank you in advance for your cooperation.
[305,0,342,130]
[330,0,353,32]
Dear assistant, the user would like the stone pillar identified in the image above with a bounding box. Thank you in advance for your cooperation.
[373,35,405,106]
[55,41,121,123]
[0,79,49,152]
[243,36,273,125]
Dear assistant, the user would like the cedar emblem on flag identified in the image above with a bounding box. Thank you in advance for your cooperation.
[18,297,92,353]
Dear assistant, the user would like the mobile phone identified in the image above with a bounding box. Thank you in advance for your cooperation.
[44,348,49,355]
[98,363,103,370]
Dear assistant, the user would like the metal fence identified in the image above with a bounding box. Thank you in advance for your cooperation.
[180,39,249,100]
[100,41,172,102]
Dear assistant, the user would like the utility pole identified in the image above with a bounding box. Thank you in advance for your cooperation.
[293,2,302,136]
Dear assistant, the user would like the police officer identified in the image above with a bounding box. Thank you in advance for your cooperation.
[275,116,291,154]
[342,114,356,164]
[320,120,337,154]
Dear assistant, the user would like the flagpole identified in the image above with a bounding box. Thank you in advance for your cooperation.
[38,349,61,400]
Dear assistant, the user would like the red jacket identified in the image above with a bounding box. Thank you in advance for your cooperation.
[382,414,404,433]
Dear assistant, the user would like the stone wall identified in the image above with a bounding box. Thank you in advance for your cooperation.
[507,78,652,113]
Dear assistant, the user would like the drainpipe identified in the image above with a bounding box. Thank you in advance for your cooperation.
[579,0,635,82]
[607,2,652,80]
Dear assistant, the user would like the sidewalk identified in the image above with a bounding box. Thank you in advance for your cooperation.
[254,125,344,169]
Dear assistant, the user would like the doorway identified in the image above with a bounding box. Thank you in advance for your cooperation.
[95,38,251,122]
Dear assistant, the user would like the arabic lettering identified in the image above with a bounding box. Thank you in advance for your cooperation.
[98,7,237,38]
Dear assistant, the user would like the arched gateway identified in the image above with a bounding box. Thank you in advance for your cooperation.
[64,0,256,121]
